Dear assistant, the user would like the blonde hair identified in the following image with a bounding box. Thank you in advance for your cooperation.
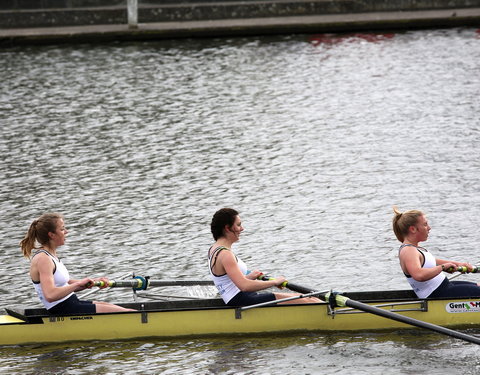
[20,213,64,258]
[392,206,424,242]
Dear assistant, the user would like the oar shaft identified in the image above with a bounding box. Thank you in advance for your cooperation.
[142,280,213,287]
[91,280,138,288]
[90,279,213,288]
[283,281,318,294]
[283,281,480,345]
[258,275,317,294]
[81,272,132,298]
[344,298,480,345]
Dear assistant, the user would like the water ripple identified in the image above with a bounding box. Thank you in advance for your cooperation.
[1,28,480,373]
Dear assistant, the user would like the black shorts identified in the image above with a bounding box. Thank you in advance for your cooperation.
[227,291,276,306]
[429,278,480,298]
[48,294,96,315]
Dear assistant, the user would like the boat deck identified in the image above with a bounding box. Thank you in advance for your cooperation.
[4,297,228,323]
[3,289,480,346]
[4,289,419,322]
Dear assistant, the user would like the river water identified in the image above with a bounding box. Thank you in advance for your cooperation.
[1,27,480,374]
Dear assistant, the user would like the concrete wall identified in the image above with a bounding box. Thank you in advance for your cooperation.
[0,0,125,9]
[1,0,480,10]
[1,0,480,29]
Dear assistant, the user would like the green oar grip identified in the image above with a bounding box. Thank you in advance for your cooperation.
[90,280,112,288]
[446,266,479,273]
[257,275,288,288]
[455,266,479,273]
[90,277,150,290]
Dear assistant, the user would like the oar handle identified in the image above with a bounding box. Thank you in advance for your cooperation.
[258,275,294,289]
[458,266,478,273]
[90,280,113,288]
[447,266,479,273]
[89,276,150,290]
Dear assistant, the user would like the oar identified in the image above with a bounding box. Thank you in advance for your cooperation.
[258,275,321,295]
[90,277,213,290]
[454,266,479,273]
[282,281,480,345]
[449,265,480,281]
[81,272,132,298]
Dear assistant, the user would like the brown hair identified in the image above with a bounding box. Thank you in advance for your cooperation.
[392,206,424,242]
[20,213,64,258]
[211,208,239,241]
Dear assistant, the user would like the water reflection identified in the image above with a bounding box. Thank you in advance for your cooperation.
[1,331,479,374]
[309,32,396,46]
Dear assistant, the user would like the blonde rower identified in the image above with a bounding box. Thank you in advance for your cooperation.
[393,206,480,298]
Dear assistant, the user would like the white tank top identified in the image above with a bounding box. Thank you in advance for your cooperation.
[399,245,445,298]
[208,246,248,303]
[32,250,74,309]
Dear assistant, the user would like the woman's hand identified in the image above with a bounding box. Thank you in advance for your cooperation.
[441,263,458,273]
[273,276,287,289]
[457,262,475,272]
[73,278,93,291]
[93,277,110,289]
[246,270,264,280]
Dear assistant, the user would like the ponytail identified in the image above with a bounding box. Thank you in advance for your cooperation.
[20,213,64,258]
[392,206,423,242]
[20,221,37,258]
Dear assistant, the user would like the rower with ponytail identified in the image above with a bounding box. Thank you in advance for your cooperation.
[393,206,480,298]
[20,214,62,259]
[20,213,135,314]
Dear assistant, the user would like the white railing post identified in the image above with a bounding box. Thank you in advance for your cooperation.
[127,0,138,29]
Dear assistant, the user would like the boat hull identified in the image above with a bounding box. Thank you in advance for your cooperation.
[2,290,480,346]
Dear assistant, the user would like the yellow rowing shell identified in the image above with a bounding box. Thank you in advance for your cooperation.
[2,290,480,346]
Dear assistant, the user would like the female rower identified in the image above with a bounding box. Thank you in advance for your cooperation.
[392,206,480,298]
[20,213,134,314]
[208,208,320,306]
